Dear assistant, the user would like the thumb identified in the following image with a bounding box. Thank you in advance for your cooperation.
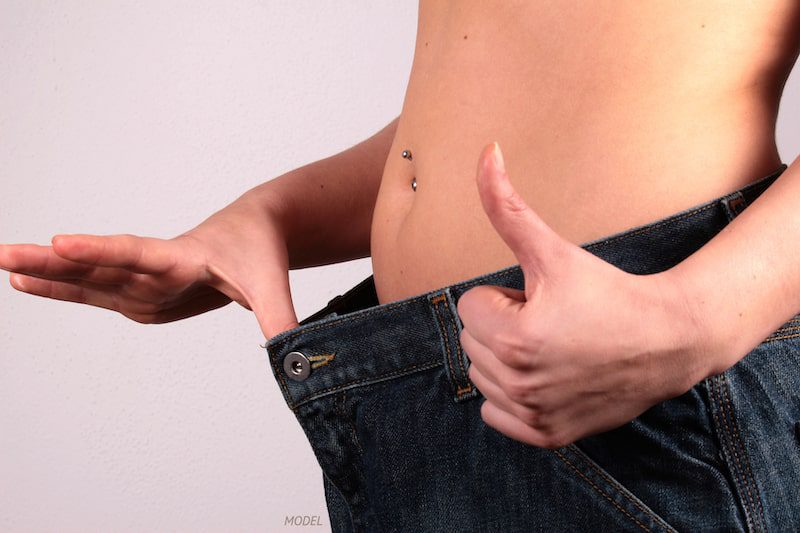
[457,284,526,349]
[476,142,563,281]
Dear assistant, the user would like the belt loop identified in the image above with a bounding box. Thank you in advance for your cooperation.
[427,288,479,403]
[720,190,747,222]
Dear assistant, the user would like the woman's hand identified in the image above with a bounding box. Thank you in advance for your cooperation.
[0,193,299,340]
[456,142,711,449]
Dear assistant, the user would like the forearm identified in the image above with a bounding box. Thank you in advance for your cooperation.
[663,153,800,377]
[240,115,399,269]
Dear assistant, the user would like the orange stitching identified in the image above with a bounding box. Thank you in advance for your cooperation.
[432,299,459,398]
[553,449,651,532]
[310,353,335,369]
[567,445,666,526]
[289,361,441,409]
[763,331,800,343]
[447,297,473,396]
[720,374,767,529]
[764,325,800,340]
[431,294,446,304]
[709,377,756,531]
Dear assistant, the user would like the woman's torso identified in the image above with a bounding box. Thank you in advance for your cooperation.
[371,1,800,304]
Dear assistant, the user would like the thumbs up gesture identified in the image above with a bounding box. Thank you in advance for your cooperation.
[456,142,708,449]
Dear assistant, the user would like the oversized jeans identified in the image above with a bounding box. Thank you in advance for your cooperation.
[265,163,799,532]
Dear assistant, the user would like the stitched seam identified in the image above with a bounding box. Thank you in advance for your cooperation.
[720,373,767,530]
[708,377,755,532]
[764,324,800,339]
[553,449,651,532]
[567,445,670,528]
[584,203,715,251]
[448,301,473,396]
[716,376,760,530]
[764,331,800,343]
[291,361,441,408]
[432,299,460,398]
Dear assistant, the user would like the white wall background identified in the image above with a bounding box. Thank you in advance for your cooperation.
[1,2,799,532]
[0,2,416,531]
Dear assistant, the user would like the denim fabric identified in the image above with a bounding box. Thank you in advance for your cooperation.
[265,163,800,532]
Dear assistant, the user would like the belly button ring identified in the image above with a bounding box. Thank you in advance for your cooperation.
[402,150,415,190]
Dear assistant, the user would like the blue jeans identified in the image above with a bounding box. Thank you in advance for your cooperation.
[265,163,800,532]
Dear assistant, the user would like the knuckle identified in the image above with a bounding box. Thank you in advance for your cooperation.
[504,377,530,403]
[536,429,568,450]
[518,407,541,427]
[493,329,542,367]
[502,190,529,214]
[494,343,524,367]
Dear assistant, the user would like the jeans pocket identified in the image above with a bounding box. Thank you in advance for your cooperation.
[573,377,754,532]
[706,332,800,531]
[551,444,678,532]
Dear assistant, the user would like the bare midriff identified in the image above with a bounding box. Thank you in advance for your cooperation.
[371,1,800,305]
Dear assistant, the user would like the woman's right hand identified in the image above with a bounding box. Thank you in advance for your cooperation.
[0,194,299,341]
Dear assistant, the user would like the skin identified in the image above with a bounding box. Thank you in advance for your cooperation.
[2,2,800,448]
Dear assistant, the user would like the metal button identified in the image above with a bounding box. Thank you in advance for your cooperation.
[284,351,311,381]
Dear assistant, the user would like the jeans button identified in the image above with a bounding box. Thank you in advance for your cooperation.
[284,351,311,381]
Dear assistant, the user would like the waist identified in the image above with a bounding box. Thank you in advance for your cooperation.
[267,162,787,406]
[370,131,783,304]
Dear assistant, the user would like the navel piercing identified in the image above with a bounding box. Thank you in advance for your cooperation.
[401,149,412,161]
[411,177,417,191]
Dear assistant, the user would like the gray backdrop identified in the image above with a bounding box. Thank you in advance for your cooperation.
[1,2,798,531]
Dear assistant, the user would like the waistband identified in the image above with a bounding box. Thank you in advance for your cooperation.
[265,164,788,410]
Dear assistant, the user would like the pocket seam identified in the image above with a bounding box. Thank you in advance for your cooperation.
[553,445,677,532]
[705,373,768,532]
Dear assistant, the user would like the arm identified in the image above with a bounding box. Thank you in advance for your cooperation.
[0,115,399,340]
[239,115,399,269]
[664,152,800,377]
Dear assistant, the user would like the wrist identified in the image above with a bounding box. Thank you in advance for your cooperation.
[649,266,723,390]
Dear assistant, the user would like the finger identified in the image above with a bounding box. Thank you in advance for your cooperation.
[10,271,234,324]
[480,399,562,449]
[128,290,232,324]
[475,142,562,282]
[456,284,525,352]
[460,327,515,386]
[244,265,299,341]
[51,234,178,274]
[0,243,133,284]
[9,272,122,313]
[468,363,518,415]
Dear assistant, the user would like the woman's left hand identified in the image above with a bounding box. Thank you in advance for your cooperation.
[456,142,712,449]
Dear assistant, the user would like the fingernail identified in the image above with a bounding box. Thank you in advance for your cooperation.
[492,141,505,174]
[10,273,25,290]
